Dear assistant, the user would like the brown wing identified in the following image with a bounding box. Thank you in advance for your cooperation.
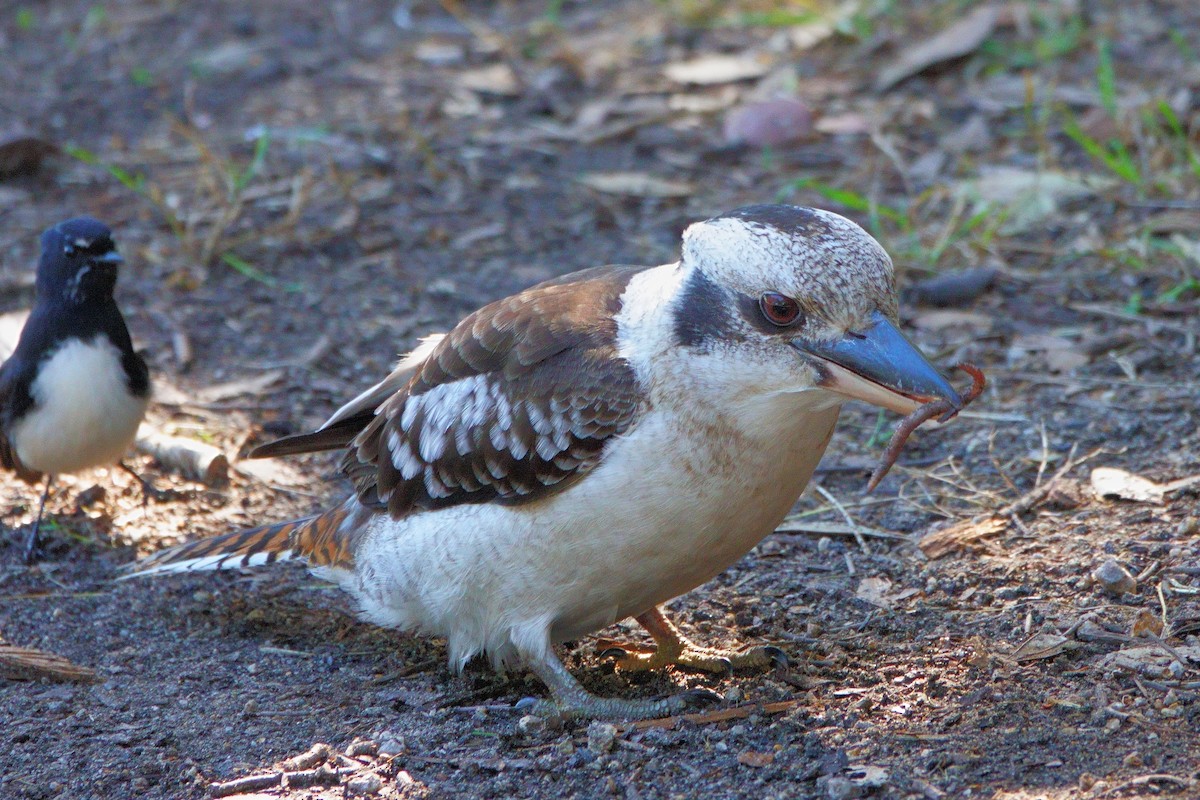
[345,265,647,517]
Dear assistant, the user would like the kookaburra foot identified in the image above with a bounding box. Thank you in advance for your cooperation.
[520,649,721,721]
[603,607,788,675]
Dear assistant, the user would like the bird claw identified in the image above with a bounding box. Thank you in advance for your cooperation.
[678,687,723,708]
[597,647,629,661]
[761,645,789,669]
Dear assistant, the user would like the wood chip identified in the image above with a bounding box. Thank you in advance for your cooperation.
[0,644,100,683]
[918,516,1006,559]
[136,427,229,486]
[456,63,520,97]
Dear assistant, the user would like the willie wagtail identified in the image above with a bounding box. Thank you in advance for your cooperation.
[2,217,150,563]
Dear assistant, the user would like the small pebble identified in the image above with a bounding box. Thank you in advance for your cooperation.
[345,738,379,758]
[518,714,547,735]
[346,771,383,795]
[824,776,863,800]
[587,721,618,754]
[1092,559,1136,596]
[723,99,813,148]
[1169,660,1186,679]
[242,699,259,716]
[377,732,406,757]
[1122,752,1143,768]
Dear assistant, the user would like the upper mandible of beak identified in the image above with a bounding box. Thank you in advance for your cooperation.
[793,310,961,416]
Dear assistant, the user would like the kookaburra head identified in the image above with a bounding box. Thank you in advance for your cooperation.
[661,204,961,415]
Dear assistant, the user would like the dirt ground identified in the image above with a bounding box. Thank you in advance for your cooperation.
[1,1,1199,798]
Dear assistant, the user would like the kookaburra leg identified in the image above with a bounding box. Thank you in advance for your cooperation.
[521,646,720,720]
[608,606,787,674]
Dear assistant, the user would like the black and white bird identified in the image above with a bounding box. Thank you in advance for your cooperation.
[2,218,150,563]
[129,205,962,719]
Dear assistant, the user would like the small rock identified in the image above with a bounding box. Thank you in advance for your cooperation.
[587,721,618,754]
[1122,752,1143,768]
[377,732,405,757]
[74,484,107,508]
[518,714,547,735]
[1169,660,1186,679]
[723,99,813,148]
[737,749,775,767]
[345,738,379,758]
[1092,558,1136,596]
[346,771,383,795]
[1078,772,1097,791]
[822,776,864,800]
[242,699,259,715]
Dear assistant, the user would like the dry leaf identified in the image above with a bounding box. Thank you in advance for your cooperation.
[194,369,284,403]
[815,112,872,135]
[0,133,58,179]
[954,168,1116,234]
[1011,633,1073,662]
[577,171,694,198]
[856,576,896,609]
[457,64,520,97]
[908,309,993,333]
[1090,467,1165,504]
[1131,608,1164,638]
[664,55,769,86]
[875,5,1000,91]
[234,457,310,488]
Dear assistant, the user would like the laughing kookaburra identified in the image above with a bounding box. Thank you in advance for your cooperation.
[129,205,963,719]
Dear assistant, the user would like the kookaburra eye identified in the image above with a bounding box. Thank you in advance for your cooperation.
[759,292,802,326]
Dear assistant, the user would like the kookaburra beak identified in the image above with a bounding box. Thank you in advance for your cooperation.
[794,310,962,415]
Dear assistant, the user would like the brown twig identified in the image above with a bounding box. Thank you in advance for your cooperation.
[208,764,352,797]
[620,699,802,733]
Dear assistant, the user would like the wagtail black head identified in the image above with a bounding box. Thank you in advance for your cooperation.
[38,217,124,303]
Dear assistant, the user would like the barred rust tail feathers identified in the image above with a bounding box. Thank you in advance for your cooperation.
[125,502,359,577]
